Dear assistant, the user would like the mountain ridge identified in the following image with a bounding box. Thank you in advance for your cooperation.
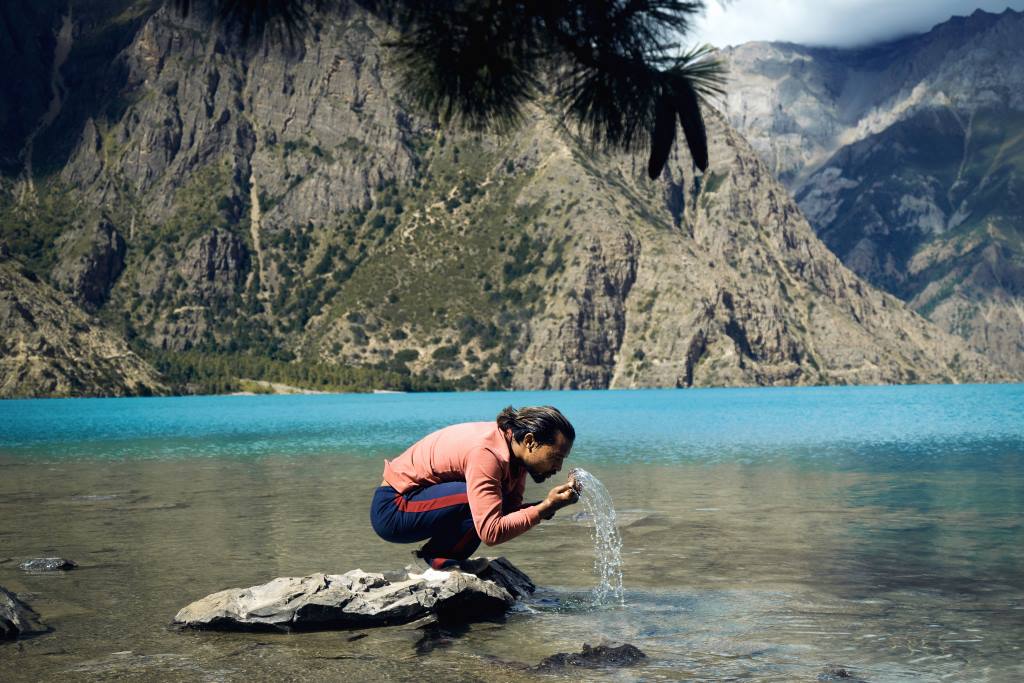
[0,2,1008,396]
[722,8,1024,378]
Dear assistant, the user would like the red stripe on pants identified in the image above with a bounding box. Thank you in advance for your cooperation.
[394,492,469,513]
[451,526,478,557]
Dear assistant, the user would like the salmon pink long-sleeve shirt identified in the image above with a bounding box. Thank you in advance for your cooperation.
[382,422,541,545]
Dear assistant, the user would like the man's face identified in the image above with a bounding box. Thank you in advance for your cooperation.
[521,432,572,484]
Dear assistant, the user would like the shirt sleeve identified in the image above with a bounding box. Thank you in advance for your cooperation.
[466,448,541,545]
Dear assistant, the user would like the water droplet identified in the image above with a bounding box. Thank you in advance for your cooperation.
[569,467,624,605]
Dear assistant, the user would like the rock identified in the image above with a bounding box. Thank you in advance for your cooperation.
[174,229,251,305]
[723,10,1024,380]
[0,586,48,639]
[535,642,647,670]
[0,262,168,398]
[819,664,870,682]
[173,556,533,632]
[50,218,126,311]
[139,228,251,352]
[475,556,535,600]
[19,557,78,572]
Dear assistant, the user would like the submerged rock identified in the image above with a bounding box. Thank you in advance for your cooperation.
[1,586,48,639]
[173,557,533,632]
[819,664,870,682]
[535,642,647,670]
[19,557,78,572]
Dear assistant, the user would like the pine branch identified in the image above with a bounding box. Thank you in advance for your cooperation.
[165,0,728,177]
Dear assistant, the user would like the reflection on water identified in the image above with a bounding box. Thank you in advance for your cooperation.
[1,386,1023,681]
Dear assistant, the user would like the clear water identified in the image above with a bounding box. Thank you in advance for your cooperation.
[568,467,624,605]
[1,384,1023,681]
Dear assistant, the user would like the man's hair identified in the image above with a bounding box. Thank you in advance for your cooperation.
[496,405,575,446]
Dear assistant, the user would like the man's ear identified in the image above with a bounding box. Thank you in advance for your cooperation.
[523,433,536,450]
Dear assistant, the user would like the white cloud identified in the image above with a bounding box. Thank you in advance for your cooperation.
[691,0,1024,48]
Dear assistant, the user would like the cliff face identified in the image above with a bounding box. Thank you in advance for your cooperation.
[498,111,999,388]
[722,9,1024,378]
[0,4,1005,395]
[0,258,166,397]
[49,217,127,311]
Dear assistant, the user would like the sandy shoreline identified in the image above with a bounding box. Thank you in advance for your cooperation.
[229,379,406,395]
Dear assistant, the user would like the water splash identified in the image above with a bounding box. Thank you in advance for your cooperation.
[569,467,624,605]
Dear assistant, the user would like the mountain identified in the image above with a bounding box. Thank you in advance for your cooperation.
[722,9,1024,378]
[0,2,1005,396]
[0,255,166,397]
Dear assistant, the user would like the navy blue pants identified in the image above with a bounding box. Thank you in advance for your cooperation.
[370,482,481,569]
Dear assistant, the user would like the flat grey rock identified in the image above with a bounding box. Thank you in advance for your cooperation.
[173,557,534,632]
[19,557,78,572]
[1,586,49,639]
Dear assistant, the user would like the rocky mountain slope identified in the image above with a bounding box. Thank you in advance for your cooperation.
[0,2,1005,396]
[0,256,166,397]
[722,9,1024,377]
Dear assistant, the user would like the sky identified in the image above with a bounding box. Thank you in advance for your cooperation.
[691,0,1024,48]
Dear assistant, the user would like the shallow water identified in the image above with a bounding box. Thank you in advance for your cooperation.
[2,385,1023,681]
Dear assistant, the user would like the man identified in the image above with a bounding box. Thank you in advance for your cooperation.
[370,405,579,571]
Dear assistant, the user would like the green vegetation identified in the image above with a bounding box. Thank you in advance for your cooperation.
[282,137,336,164]
[321,133,547,349]
[151,158,237,246]
[149,350,457,395]
[702,170,727,194]
[0,182,91,275]
[431,345,458,360]
[952,107,1024,236]
[503,234,542,280]
[915,279,958,320]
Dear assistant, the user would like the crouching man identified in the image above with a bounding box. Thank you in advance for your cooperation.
[370,405,579,571]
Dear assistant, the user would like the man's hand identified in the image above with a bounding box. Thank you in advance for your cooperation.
[536,481,579,520]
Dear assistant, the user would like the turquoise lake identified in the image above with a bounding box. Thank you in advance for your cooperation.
[2,384,1023,681]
